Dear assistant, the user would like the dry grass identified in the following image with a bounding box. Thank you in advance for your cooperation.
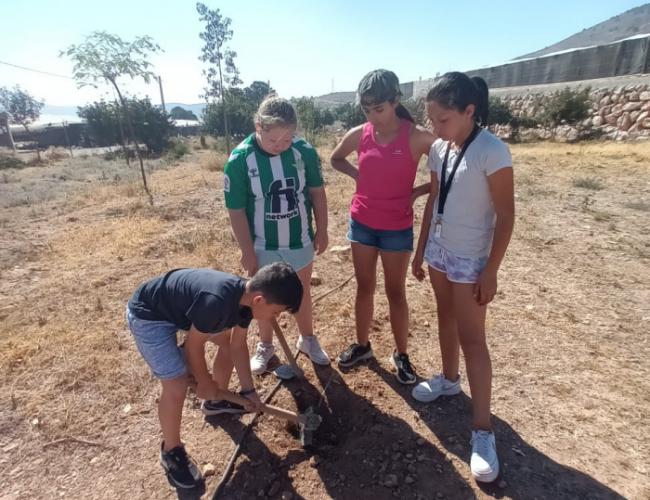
[1,138,649,499]
[572,176,605,190]
[44,147,71,162]
[199,150,228,172]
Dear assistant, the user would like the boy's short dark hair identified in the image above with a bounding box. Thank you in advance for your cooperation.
[248,262,303,313]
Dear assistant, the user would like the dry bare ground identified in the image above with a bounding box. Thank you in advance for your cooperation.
[0,138,648,500]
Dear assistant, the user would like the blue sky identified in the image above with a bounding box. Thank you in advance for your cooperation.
[0,0,646,107]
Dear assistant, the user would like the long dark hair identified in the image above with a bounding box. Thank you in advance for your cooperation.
[426,72,489,126]
[357,69,415,123]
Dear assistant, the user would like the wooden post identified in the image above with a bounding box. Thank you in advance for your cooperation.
[270,318,304,378]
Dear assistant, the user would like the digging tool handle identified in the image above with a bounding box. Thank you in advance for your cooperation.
[270,318,303,378]
[215,389,302,424]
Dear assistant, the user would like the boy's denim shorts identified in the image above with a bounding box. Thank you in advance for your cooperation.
[255,242,314,272]
[347,218,413,252]
[126,306,187,380]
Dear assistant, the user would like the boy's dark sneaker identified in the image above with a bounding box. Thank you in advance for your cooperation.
[201,400,247,416]
[391,351,417,385]
[336,342,373,367]
[159,443,202,489]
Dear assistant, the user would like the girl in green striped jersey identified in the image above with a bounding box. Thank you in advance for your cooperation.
[224,96,331,374]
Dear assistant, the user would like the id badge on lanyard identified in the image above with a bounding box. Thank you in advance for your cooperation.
[434,216,443,238]
[435,125,480,239]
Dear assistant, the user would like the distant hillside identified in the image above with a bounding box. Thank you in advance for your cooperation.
[517,3,650,59]
[313,92,356,108]
[166,102,206,118]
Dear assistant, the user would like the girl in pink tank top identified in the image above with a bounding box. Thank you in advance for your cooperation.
[352,118,418,230]
[331,69,435,384]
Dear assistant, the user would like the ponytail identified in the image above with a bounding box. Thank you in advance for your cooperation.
[427,72,490,127]
[395,103,414,123]
[470,76,489,126]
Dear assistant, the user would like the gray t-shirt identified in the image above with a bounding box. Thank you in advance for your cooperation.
[427,129,512,258]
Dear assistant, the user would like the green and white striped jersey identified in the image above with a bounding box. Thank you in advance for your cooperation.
[224,134,324,250]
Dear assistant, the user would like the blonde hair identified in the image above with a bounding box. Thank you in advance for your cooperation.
[254,96,297,130]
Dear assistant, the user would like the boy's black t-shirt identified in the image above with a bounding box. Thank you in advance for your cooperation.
[127,268,253,334]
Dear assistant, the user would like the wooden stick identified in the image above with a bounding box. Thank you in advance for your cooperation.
[270,318,303,378]
[214,388,302,425]
[313,275,354,304]
[43,436,112,449]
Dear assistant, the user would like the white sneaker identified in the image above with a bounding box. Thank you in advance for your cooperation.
[470,430,499,483]
[296,335,330,366]
[411,373,461,403]
[250,342,275,375]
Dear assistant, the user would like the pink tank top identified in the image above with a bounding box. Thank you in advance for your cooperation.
[351,119,418,230]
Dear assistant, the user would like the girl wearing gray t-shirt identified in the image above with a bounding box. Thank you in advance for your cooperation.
[411,72,515,484]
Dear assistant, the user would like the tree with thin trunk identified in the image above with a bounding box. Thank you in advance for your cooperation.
[0,86,44,156]
[196,2,242,153]
[0,111,17,153]
[60,31,162,204]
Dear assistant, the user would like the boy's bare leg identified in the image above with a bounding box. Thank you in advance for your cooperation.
[159,375,189,451]
[211,343,234,390]
[257,320,274,343]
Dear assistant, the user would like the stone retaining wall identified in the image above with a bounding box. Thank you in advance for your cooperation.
[494,81,650,141]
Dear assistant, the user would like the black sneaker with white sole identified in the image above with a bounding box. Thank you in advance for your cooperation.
[159,443,202,489]
[201,399,247,416]
[391,351,417,384]
[337,342,374,367]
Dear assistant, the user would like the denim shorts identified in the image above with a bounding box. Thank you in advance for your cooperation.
[255,242,314,271]
[347,218,413,252]
[424,239,488,284]
[126,306,187,380]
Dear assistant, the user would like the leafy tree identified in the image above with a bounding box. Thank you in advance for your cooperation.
[170,106,198,121]
[244,80,273,108]
[126,98,173,153]
[292,97,319,133]
[333,102,365,128]
[291,97,336,134]
[61,31,162,203]
[77,100,121,146]
[0,86,44,132]
[79,98,173,153]
[197,2,242,153]
[202,88,253,137]
[201,81,274,138]
[320,108,335,127]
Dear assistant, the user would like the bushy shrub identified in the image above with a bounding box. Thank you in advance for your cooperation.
[167,139,189,161]
[537,87,591,127]
[488,96,514,125]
